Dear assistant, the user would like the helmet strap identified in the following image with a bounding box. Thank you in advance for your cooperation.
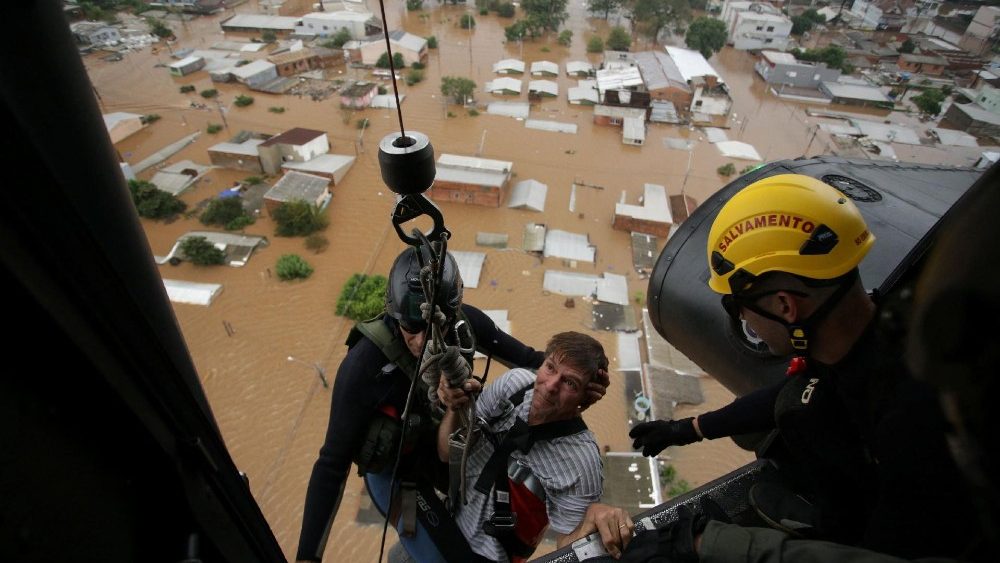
[785,272,856,356]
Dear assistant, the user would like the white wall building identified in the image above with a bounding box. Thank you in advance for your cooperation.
[295,11,381,38]
[721,1,792,50]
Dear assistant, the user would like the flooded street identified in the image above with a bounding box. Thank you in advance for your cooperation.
[85,1,980,559]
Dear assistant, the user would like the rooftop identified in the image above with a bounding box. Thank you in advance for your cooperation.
[303,10,375,22]
[530,60,559,74]
[221,14,299,30]
[169,55,203,68]
[528,79,559,96]
[340,81,377,98]
[230,59,276,78]
[435,154,512,188]
[665,46,721,82]
[282,153,356,174]
[761,50,797,65]
[615,183,671,223]
[493,59,525,73]
[209,138,267,156]
[260,127,327,147]
[269,49,316,65]
[388,29,426,52]
[634,51,689,92]
[485,77,522,93]
[822,81,892,102]
[264,171,331,202]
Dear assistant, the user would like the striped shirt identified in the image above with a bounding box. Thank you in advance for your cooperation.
[456,368,603,562]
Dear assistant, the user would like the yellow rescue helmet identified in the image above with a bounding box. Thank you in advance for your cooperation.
[707,174,875,295]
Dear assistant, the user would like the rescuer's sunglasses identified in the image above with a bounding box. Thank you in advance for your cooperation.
[397,317,427,334]
[721,290,807,323]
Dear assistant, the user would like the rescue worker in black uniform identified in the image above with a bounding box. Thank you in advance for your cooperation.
[296,245,606,562]
[626,174,979,560]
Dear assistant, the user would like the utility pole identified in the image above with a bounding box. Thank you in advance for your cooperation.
[681,146,693,199]
[215,98,228,130]
[476,129,487,156]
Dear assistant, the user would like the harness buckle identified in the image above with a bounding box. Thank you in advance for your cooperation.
[487,512,518,530]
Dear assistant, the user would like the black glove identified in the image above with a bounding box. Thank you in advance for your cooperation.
[629,418,702,457]
[620,505,709,563]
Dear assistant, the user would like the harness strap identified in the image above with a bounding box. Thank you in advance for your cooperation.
[472,382,588,561]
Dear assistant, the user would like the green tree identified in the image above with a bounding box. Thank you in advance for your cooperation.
[717,163,736,177]
[206,123,223,134]
[899,38,915,53]
[407,0,424,10]
[305,233,329,253]
[233,94,254,107]
[276,254,314,281]
[322,28,353,48]
[520,0,568,32]
[913,88,946,116]
[200,88,218,98]
[427,35,438,48]
[441,76,476,104]
[793,45,850,73]
[685,17,727,59]
[791,14,814,36]
[497,2,516,16]
[180,236,225,266]
[587,35,605,53]
[631,0,690,42]
[607,26,631,51]
[460,14,476,29]
[146,17,173,38]
[200,197,251,229]
[272,200,329,237]
[127,179,186,220]
[587,0,621,19]
[336,273,389,321]
[180,85,196,93]
[141,114,160,124]
[261,29,277,42]
[406,68,425,85]
[558,29,573,46]
[376,52,406,69]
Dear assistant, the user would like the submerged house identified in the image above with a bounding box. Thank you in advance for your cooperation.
[430,154,513,207]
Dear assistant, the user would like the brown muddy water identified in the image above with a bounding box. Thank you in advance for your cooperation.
[84,2,979,559]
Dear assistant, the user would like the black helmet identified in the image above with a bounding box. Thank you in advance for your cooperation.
[387,246,463,332]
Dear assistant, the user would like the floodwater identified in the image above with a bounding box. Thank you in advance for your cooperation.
[84,1,981,560]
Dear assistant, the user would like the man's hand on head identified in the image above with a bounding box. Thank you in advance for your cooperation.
[436,376,481,410]
[579,368,609,412]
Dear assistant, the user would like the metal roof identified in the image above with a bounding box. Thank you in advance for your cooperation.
[485,77,522,94]
[568,86,599,105]
[282,153,356,175]
[616,332,642,372]
[370,94,405,108]
[169,56,203,68]
[703,127,729,143]
[615,183,671,223]
[596,67,643,94]
[260,127,326,147]
[665,46,721,82]
[853,120,921,145]
[950,102,1000,125]
[103,112,142,130]
[476,232,509,248]
[230,59,276,79]
[634,50,689,92]
[222,14,299,30]
[264,171,330,202]
[388,29,426,52]
[303,10,374,22]
[821,81,892,103]
[596,272,629,305]
[566,60,593,75]
[525,119,577,134]
[761,50,796,65]
[623,116,645,142]
[543,229,595,263]
[931,127,979,147]
[209,138,266,156]
[716,140,762,161]
[435,154,512,188]
[163,279,223,306]
[528,80,558,96]
[507,179,548,212]
[492,59,525,73]
[542,270,600,296]
[486,101,530,118]
[523,223,546,252]
[530,60,559,75]
[450,251,486,289]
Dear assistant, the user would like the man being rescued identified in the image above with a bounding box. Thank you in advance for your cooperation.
[436,332,634,562]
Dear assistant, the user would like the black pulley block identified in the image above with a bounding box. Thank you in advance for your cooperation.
[378,131,435,195]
